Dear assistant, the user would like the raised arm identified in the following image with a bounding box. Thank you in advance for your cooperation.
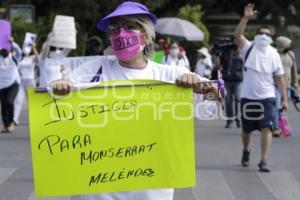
[9,37,22,62]
[32,43,39,62]
[234,3,255,49]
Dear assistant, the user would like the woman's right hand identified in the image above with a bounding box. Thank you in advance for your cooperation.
[244,3,255,19]
[51,79,73,95]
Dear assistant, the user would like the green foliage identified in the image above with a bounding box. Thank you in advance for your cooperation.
[11,12,86,56]
[11,17,36,47]
[34,12,55,50]
[177,4,210,70]
[178,4,209,45]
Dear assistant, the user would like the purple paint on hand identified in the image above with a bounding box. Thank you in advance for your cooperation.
[0,20,12,51]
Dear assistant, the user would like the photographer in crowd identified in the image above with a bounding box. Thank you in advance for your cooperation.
[214,37,243,128]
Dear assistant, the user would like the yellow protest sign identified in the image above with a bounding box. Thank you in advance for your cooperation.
[28,80,195,197]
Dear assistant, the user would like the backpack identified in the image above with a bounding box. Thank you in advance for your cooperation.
[220,47,244,82]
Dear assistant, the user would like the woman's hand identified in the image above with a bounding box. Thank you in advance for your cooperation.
[51,79,73,95]
[176,73,220,100]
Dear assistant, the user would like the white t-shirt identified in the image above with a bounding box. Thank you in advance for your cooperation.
[72,56,190,85]
[0,54,20,89]
[39,57,64,87]
[240,40,284,99]
[69,56,189,200]
[161,55,187,69]
[18,56,36,80]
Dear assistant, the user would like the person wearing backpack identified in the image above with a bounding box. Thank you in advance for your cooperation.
[234,3,288,172]
[220,42,243,128]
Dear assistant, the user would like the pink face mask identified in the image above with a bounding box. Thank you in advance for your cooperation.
[110,29,143,61]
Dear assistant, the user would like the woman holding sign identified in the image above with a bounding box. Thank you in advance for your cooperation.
[51,1,220,200]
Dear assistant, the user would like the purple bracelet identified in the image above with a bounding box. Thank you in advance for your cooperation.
[215,79,225,99]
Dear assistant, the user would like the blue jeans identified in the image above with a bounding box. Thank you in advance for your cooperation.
[224,82,241,122]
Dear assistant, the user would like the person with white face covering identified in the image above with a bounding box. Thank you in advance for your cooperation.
[13,43,39,125]
[234,3,288,172]
[195,47,212,79]
[162,42,189,69]
[38,35,71,87]
[50,2,220,200]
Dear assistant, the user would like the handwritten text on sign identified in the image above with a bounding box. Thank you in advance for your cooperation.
[28,81,195,197]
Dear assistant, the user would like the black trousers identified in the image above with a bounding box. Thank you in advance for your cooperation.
[0,83,19,127]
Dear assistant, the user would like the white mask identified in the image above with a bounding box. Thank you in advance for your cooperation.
[254,34,273,48]
[49,50,63,59]
[170,48,180,57]
[23,46,31,55]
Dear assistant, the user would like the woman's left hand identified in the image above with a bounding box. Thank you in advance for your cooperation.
[176,73,220,101]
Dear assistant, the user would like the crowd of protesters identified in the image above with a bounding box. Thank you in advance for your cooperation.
[0,3,299,196]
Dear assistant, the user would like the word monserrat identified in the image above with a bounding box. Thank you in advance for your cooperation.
[80,142,157,165]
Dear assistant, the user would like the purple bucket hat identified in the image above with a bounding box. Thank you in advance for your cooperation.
[97,1,157,32]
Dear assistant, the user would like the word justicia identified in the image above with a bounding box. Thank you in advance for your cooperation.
[111,35,139,50]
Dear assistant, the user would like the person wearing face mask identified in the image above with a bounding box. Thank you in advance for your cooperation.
[0,21,22,133]
[38,34,71,87]
[234,3,288,172]
[275,36,298,92]
[50,2,220,200]
[195,47,212,79]
[13,43,39,125]
[162,42,189,69]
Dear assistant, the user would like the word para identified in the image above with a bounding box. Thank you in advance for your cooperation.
[38,134,91,155]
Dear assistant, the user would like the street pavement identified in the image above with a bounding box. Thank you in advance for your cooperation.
[0,101,300,200]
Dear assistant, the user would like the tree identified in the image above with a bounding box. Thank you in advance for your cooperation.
[178,4,209,45]
[176,4,209,70]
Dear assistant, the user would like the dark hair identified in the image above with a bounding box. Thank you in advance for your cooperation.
[85,36,104,56]
[256,25,272,34]
[0,49,9,58]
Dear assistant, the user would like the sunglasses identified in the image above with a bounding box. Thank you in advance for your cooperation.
[257,32,272,37]
[107,22,141,34]
[50,46,63,51]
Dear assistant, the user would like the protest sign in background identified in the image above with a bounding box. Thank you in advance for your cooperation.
[0,20,12,50]
[28,80,195,196]
[48,15,76,49]
[23,32,37,47]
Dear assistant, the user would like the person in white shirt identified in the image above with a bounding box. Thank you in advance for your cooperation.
[38,35,71,87]
[0,39,22,133]
[162,42,189,70]
[13,43,39,125]
[234,3,288,172]
[195,47,212,79]
[51,2,219,200]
